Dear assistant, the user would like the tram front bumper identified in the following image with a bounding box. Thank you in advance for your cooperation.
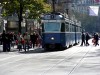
[44,43,62,49]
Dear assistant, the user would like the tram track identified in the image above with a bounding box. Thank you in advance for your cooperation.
[41,45,92,75]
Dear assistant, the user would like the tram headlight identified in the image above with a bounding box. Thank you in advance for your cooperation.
[51,37,54,40]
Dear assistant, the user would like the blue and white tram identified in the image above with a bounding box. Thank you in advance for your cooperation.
[41,13,81,50]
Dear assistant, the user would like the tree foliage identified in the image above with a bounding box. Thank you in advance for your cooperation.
[0,0,51,33]
[1,0,51,19]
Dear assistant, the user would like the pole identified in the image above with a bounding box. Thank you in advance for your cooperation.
[25,19,27,32]
[52,0,55,13]
[18,0,23,33]
[74,25,77,45]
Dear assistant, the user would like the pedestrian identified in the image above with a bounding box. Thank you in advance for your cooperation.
[23,32,30,51]
[94,33,99,46]
[1,30,7,52]
[6,32,12,52]
[0,33,2,45]
[92,33,96,45]
[36,33,42,48]
[10,32,16,48]
[30,32,38,48]
[80,32,85,46]
[17,33,22,51]
[85,32,90,46]
[21,36,25,49]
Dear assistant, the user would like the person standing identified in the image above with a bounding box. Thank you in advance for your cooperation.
[1,30,7,52]
[80,32,85,46]
[6,32,12,52]
[36,33,42,48]
[17,33,22,51]
[30,32,38,48]
[0,33,2,45]
[23,32,30,51]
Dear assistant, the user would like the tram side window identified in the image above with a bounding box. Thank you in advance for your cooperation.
[78,27,79,32]
[70,25,72,32]
[76,27,78,32]
[65,22,69,32]
[72,25,74,32]
[61,23,65,32]
[77,27,79,32]
[41,23,44,32]
[80,28,82,32]
[71,25,73,32]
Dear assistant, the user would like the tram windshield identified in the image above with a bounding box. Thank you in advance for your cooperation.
[44,22,61,32]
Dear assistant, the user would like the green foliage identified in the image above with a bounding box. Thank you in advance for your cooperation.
[1,0,51,19]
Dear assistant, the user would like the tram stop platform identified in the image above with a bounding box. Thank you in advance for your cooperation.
[0,39,100,75]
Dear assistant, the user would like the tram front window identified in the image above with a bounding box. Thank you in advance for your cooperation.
[44,22,61,32]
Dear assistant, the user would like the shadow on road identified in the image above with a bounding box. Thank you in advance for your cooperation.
[0,47,65,54]
[19,48,64,54]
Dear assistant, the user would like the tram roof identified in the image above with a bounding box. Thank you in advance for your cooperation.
[41,12,65,20]
[41,20,65,22]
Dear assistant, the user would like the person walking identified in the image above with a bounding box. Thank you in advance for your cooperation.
[85,32,90,46]
[94,33,99,46]
[80,32,85,46]
[92,33,96,45]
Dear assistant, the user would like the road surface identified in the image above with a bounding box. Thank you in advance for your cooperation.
[0,39,100,75]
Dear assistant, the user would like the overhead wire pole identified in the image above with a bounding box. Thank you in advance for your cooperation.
[52,0,55,13]
[65,0,73,18]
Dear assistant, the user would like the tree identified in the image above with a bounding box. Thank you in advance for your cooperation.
[0,0,51,33]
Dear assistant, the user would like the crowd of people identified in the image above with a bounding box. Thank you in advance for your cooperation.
[0,30,42,52]
[0,30,99,52]
[80,32,99,46]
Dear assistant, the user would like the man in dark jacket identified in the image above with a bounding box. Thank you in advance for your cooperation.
[85,32,90,46]
[6,32,12,52]
[30,32,38,48]
[1,30,7,52]
[94,33,99,46]
[80,32,85,46]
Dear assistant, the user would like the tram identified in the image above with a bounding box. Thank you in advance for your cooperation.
[41,12,82,50]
